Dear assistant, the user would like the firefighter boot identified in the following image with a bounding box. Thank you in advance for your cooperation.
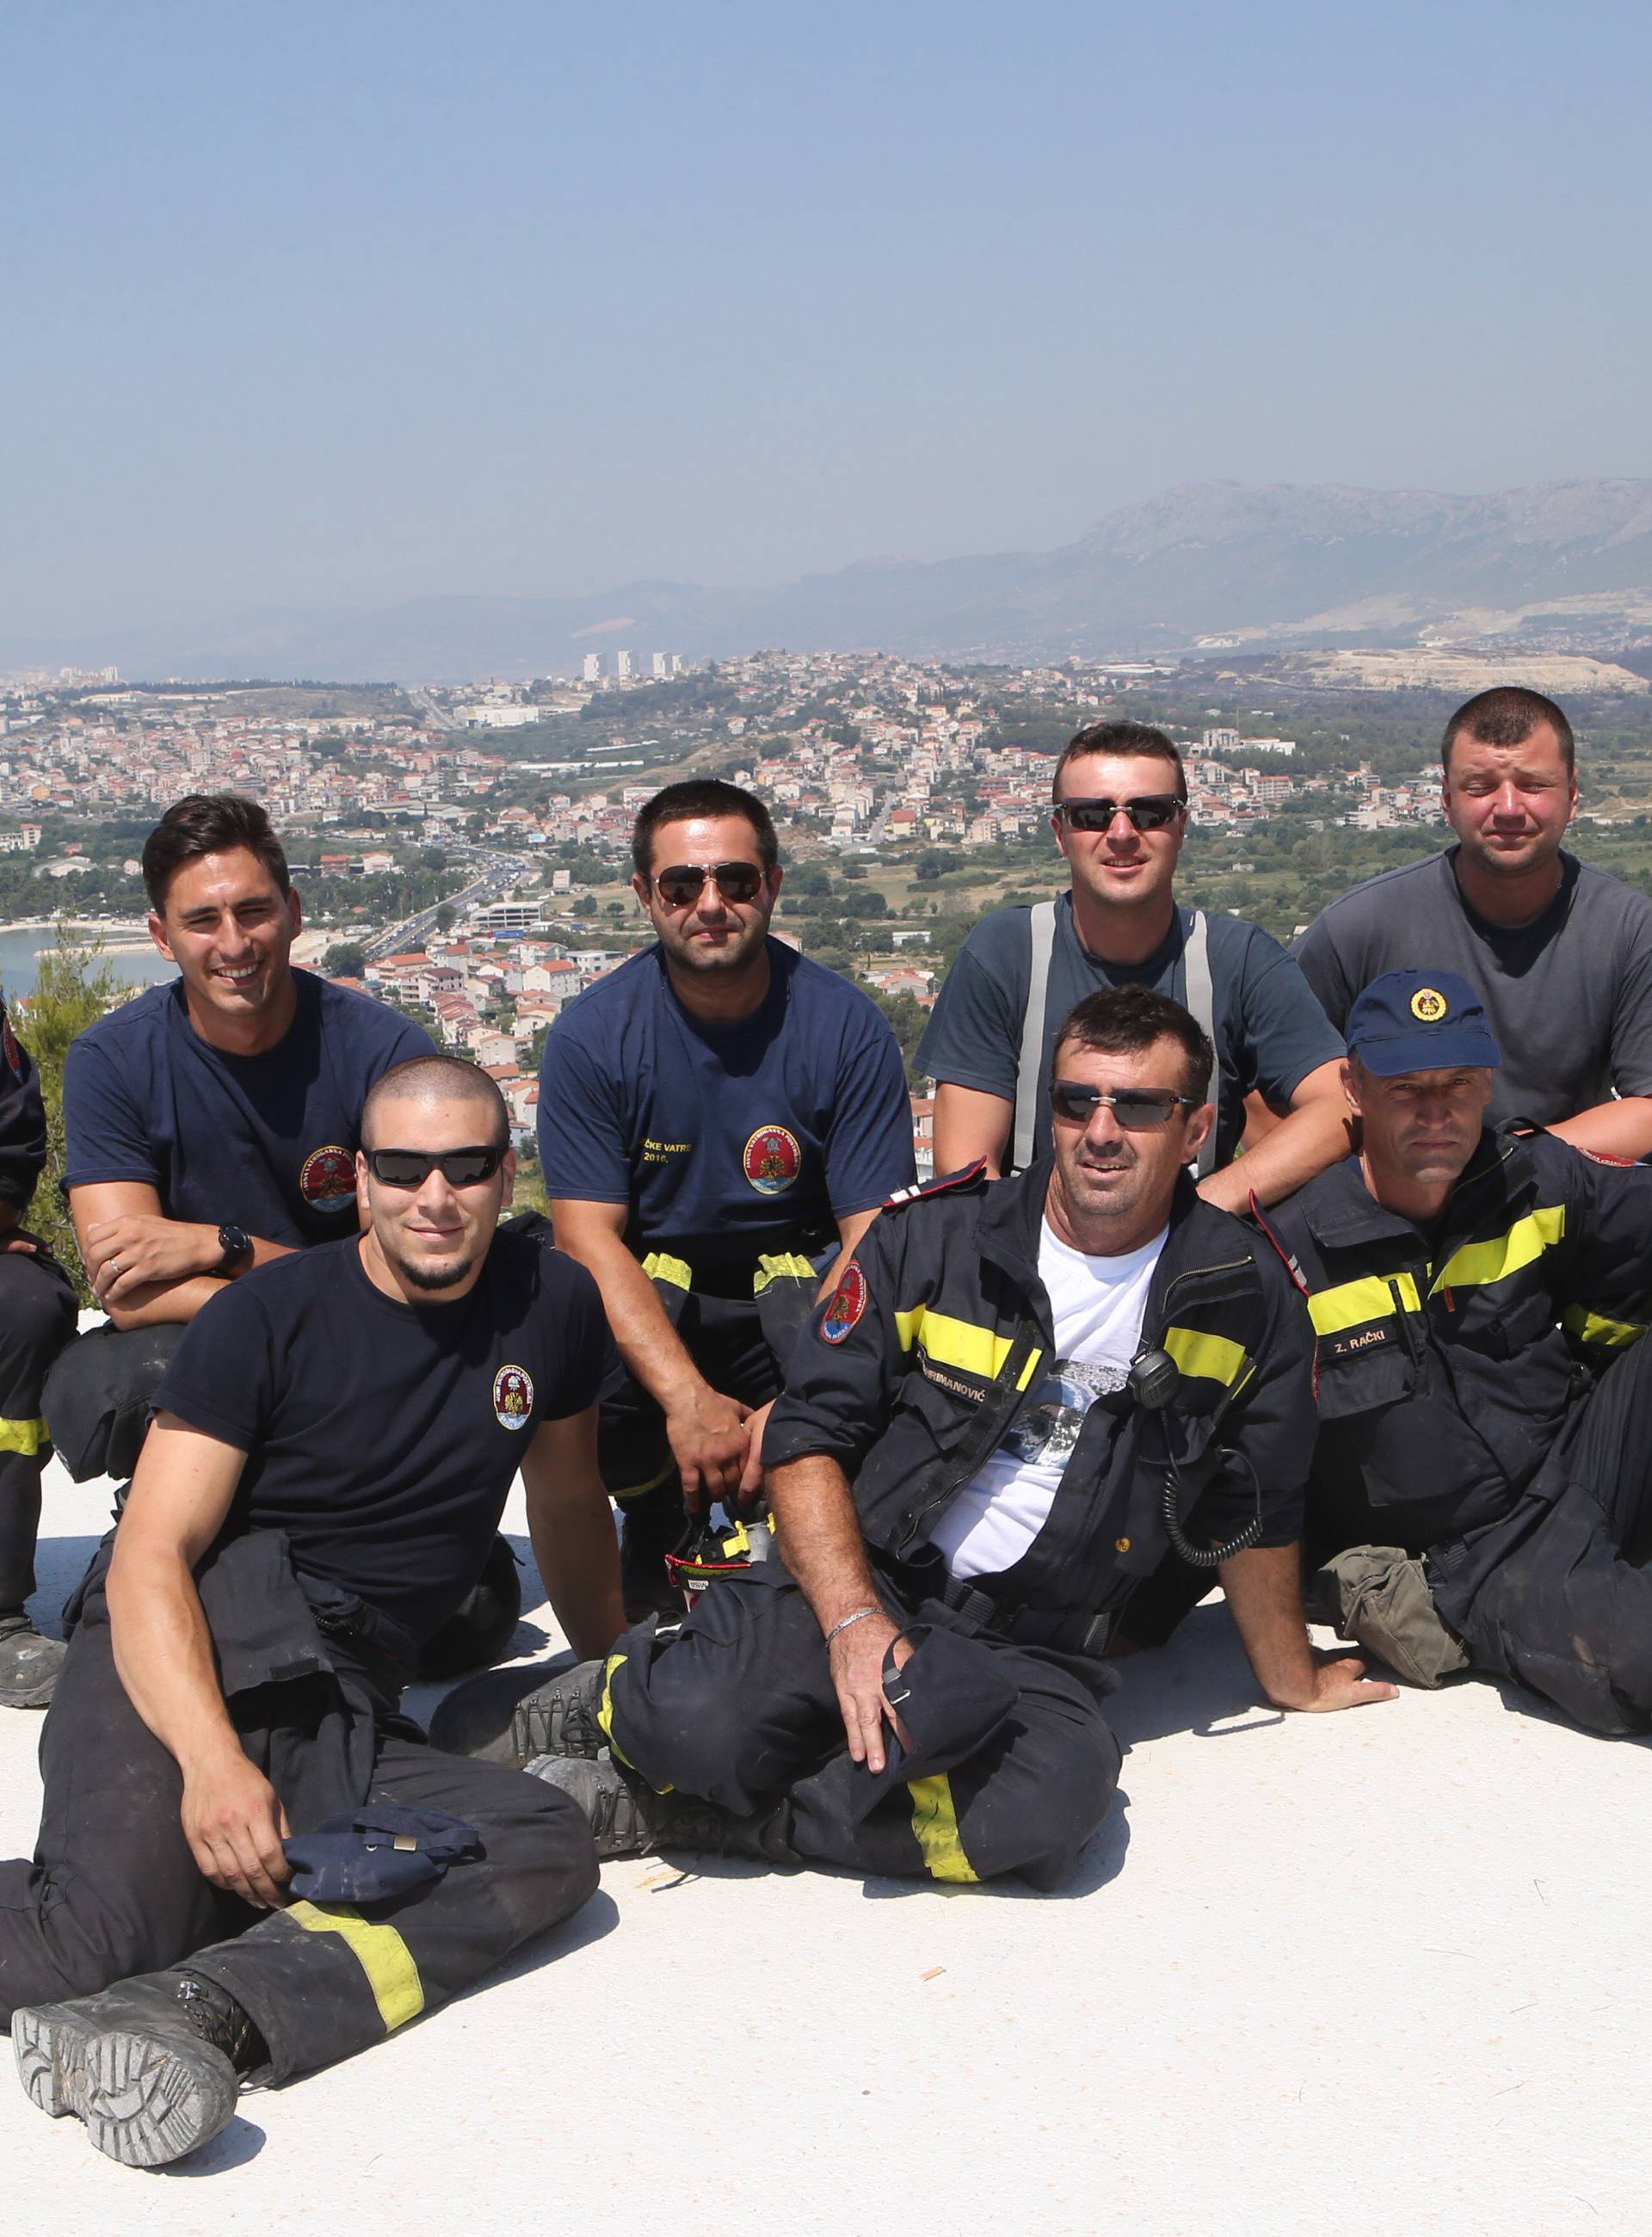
[528,1753,793,1866]
[13,1969,266,2168]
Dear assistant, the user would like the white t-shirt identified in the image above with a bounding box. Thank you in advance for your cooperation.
[928,1218,1168,1583]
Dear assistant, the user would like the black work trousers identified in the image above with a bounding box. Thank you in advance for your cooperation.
[0,1603,598,2081]
[0,1251,79,1611]
[1437,1339,1652,1737]
[604,1562,1121,1889]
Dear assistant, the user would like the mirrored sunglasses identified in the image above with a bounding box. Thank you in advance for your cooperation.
[652,860,766,908]
[1056,794,1186,833]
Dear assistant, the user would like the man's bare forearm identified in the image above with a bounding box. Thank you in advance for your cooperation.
[106,1544,243,1773]
[557,1225,708,1411]
[1199,1097,1352,1214]
[767,1452,886,1636]
[527,1484,626,1662]
[1218,1542,1319,1708]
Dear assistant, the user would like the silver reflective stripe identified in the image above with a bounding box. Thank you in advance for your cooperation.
[1183,909,1217,1179]
[1013,901,1057,1174]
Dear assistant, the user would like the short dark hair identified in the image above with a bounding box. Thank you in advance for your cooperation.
[1442,687,1575,777]
[1051,985,1214,1104]
[1051,720,1186,804]
[631,780,780,880]
[361,1055,509,1152]
[142,793,291,913]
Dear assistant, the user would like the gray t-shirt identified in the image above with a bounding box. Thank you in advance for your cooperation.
[915,892,1343,1171]
[1294,847,1652,1126]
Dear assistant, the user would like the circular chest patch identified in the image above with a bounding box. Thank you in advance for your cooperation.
[299,1144,357,1213]
[1409,987,1447,1023]
[492,1365,534,1431]
[743,1125,802,1196]
[820,1260,868,1344]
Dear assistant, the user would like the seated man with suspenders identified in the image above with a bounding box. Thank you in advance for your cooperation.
[916,719,1349,1211]
[915,719,1353,1648]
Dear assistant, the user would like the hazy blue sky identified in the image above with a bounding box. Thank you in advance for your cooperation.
[6,0,1649,636]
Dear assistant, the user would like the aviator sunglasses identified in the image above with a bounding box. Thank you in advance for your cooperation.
[1050,1081,1200,1129]
[1055,794,1187,833]
[651,861,767,909]
[366,1145,506,1188]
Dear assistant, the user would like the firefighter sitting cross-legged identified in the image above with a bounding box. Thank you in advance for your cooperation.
[495,987,1393,1890]
[1260,967,1652,1736]
[0,1057,625,2170]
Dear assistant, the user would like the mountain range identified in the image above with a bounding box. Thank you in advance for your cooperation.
[14,478,1652,684]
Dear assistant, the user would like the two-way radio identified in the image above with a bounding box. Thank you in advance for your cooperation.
[1127,1347,1266,1570]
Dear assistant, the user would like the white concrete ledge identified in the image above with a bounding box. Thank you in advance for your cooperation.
[3,1460,1646,2233]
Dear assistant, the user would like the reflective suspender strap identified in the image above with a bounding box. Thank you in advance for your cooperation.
[1013,901,1057,1175]
[1183,909,1217,1180]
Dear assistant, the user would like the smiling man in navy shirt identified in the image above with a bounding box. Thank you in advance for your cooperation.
[539,780,915,1618]
[64,793,433,1328]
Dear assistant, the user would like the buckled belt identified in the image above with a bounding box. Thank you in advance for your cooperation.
[938,1574,1113,1660]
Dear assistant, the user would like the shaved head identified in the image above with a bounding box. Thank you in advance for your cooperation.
[361,1055,508,1150]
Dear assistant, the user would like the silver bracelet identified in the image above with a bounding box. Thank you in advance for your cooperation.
[823,1605,882,1648]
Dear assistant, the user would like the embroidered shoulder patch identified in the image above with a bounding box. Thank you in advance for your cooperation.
[820,1261,869,1343]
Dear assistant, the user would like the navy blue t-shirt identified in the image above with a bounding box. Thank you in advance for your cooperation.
[538,940,915,1277]
[915,895,1343,1170]
[155,1226,615,1640]
[64,970,434,1246]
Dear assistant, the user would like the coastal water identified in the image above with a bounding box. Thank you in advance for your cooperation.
[0,925,177,1001]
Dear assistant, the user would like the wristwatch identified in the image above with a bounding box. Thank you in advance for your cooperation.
[215,1223,253,1278]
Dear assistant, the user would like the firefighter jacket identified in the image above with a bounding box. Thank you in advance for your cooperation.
[0,995,46,1213]
[763,1158,1316,1621]
[1259,1125,1652,1556]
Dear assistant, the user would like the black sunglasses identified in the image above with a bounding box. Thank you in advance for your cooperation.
[1056,794,1187,833]
[651,860,767,909]
[1050,1081,1200,1129]
[366,1145,506,1189]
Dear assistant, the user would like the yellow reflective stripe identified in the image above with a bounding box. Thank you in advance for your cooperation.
[894,1304,1021,1383]
[0,1415,46,1457]
[611,1463,675,1504]
[909,1774,979,1884]
[1307,1273,1422,1337]
[641,1252,692,1291]
[1563,1303,1649,1352]
[285,1901,423,2031]
[753,1252,815,1294]
[595,1650,648,1776]
[1015,1348,1043,1392]
[1162,1326,1249,1390]
[1430,1205,1565,1296]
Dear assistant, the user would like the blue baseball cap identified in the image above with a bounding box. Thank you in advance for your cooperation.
[1345,968,1501,1075]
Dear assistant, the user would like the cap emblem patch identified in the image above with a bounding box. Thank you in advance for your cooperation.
[1409,987,1448,1023]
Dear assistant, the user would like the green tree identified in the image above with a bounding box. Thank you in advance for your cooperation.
[435,904,456,934]
[19,925,124,1302]
[322,941,367,977]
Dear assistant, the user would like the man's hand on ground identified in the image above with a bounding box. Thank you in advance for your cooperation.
[828,1612,915,1775]
[665,1386,751,1512]
[1271,1653,1398,1712]
[85,1212,219,1304]
[180,1747,293,1907]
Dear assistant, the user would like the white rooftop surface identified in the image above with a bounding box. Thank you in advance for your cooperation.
[5,1463,1650,2235]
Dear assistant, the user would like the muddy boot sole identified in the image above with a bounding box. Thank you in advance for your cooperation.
[13,2001,237,2167]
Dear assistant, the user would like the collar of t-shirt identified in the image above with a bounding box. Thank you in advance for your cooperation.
[1063,889,1189,976]
[1037,1216,1169,1366]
